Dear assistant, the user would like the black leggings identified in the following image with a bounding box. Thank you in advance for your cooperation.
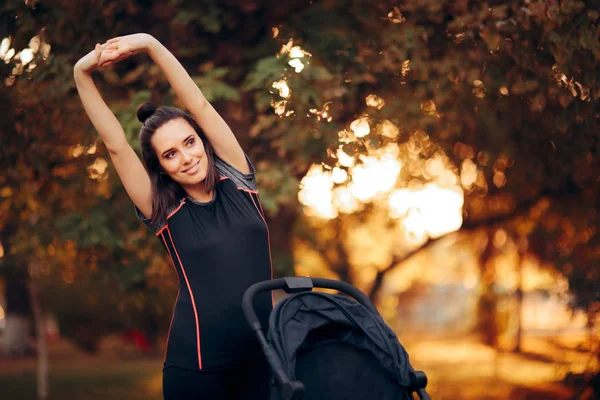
[163,353,272,400]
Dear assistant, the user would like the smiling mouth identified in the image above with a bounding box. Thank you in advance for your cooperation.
[182,160,200,174]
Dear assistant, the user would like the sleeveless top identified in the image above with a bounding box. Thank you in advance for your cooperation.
[136,154,273,370]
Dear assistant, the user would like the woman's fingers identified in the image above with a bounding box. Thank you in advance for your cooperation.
[119,52,134,63]
[98,50,119,66]
[112,52,133,64]
[116,52,133,60]
[98,49,115,61]
[95,36,141,68]
[98,50,134,68]
[100,42,118,50]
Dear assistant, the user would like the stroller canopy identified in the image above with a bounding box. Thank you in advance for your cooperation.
[267,291,419,390]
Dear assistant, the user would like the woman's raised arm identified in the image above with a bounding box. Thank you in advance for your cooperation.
[74,44,153,217]
[99,34,249,174]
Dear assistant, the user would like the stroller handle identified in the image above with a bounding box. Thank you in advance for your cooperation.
[241,277,379,400]
[242,277,379,332]
[242,277,432,400]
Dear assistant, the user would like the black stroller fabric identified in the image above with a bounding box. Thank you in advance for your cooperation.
[267,291,420,399]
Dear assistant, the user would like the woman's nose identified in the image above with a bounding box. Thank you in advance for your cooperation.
[181,150,192,163]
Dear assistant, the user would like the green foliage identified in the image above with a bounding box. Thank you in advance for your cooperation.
[114,90,152,147]
[1,0,599,352]
[243,56,288,91]
[266,0,600,313]
[192,67,240,102]
[174,3,223,33]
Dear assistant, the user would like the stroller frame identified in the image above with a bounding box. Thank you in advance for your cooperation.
[242,277,432,400]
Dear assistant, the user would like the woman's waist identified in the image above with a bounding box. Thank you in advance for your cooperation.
[171,292,271,329]
[174,272,271,308]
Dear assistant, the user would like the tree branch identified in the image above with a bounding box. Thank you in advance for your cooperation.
[367,188,576,301]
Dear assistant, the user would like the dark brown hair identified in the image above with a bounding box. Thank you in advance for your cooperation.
[137,102,219,226]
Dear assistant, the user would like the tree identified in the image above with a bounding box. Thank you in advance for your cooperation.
[279,0,599,303]
[1,0,599,394]
[269,0,600,370]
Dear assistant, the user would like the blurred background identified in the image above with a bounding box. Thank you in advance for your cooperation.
[1,0,599,399]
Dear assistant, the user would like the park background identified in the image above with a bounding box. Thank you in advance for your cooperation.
[0,0,599,399]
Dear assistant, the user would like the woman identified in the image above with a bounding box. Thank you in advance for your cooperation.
[74,33,273,399]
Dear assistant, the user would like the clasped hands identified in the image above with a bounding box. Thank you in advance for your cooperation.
[75,33,154,73]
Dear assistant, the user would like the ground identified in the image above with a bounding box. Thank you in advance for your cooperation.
[0,333,595,399]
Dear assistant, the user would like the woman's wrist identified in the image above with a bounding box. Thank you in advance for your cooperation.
[74,49,98,74]
[74,60,93,75]
[139,34,158,52]
[73,64,94,86]
[142,34,161,55]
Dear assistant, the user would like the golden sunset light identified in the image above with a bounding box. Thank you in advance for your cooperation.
[3,4,598,400]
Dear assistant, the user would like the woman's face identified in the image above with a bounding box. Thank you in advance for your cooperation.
[151,118,209,187]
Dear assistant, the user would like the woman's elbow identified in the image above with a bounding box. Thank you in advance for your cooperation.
[105,139,130,157]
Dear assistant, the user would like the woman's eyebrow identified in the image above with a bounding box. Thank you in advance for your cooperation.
[161,147,175,157]
[161,136,194,156]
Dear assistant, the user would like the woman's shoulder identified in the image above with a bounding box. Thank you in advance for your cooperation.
[214,153,256,192]
[134,198,186,235]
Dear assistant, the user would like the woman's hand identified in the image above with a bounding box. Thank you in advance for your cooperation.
[74,34,154,74]
[74,44,103,74]
[97,33,155,67]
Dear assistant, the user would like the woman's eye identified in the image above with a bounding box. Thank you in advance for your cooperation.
[166,151,176,159]
[187,139,195,146]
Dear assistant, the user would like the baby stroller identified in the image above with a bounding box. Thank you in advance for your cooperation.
[242,277,431,400]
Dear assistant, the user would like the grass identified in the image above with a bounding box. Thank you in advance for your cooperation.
[0,359,163,400]
[0,332,591,399]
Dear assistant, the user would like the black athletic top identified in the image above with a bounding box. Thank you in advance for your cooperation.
[136,155,272,371]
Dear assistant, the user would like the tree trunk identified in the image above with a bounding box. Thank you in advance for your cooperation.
[1,263,33,357]
[30,279,49,400]
[368,237,441,302]
[478,230,499,348]
[513,247,525,353]
[265,204,297,277]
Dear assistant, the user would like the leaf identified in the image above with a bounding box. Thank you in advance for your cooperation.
[193,76,239,102]
[242,56,286,91]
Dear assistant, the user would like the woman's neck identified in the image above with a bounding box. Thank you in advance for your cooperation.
[184,182,214,203]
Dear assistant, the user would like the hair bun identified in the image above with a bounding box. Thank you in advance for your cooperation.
[137,102,157,123]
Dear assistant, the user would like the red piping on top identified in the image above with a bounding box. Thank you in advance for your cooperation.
[246,191,275,306]
[257,199,265,219]
[155,199,187,236]
[166,226,203,370]
[237,186,259,194]
[160,230,180,363]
